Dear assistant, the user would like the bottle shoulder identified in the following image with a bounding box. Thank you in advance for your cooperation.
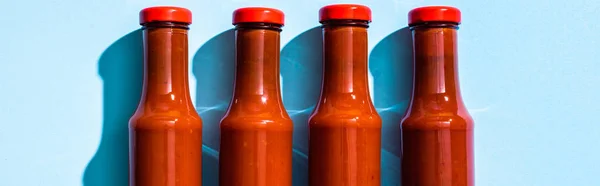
[310,93,381,128]
[401,112,472,130]
[129,111,202,130]
[220,115,293,131]
[309,111,381,128]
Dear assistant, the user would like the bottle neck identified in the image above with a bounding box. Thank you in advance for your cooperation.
[410,23,465,110]
[320,21,370,99]
[139,22,193,108]
[231,23,284,107]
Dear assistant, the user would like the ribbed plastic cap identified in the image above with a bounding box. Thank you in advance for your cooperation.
[232,7,285,25]
[408,6,461,25]
[139,6,192,25]
[319,4,372,22]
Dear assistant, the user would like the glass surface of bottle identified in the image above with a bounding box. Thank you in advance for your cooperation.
[219,7,293,186]
[128,7,203,186]
[309,4,382,186]
[401,6,474,186]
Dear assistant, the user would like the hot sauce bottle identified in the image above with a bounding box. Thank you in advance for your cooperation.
[401,6,474,186]
[309,4,382,186]
[219,7,293,186]
[129,6,203,186]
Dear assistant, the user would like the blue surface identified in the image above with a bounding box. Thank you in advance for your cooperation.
[0,0,599,185]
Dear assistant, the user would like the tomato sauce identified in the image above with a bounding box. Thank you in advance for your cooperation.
[129,7,203,186]
[309,4,382,186]
[218,7,293,186]
[401,6,474,186]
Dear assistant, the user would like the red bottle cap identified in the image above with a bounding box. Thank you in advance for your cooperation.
[139,6,192,25]
[408,6,461,25]
[319,4,372,22]
[232,7,285,25]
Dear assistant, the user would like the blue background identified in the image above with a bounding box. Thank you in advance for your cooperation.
[1,0,599,185]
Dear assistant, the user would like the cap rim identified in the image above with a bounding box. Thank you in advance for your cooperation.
[139,6,192,25]
[319,4,372,22]
[232,7,285,25]
[408,6,461,25]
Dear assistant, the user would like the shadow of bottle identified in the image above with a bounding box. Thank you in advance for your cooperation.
[280,27,323,186]
[192,29,235,186]
[369,27,413,186]
[83,30,143,186]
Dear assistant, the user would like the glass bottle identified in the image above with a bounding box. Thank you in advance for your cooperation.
[219,7,293,186]
[129,6,203,186]
[401,6,474,186]
[309,4,382,186]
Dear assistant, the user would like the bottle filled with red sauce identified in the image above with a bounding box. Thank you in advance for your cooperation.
[401,6,474,186]
[129,6,203,186]
[219,7,293,186]
[309,4,382,186]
